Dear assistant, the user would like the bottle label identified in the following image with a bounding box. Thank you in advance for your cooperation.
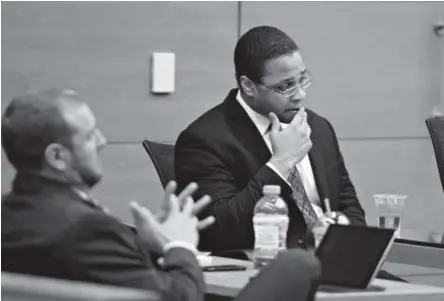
[253,215,289,252]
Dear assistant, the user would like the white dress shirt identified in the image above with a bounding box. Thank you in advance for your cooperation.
[236,91,324,217]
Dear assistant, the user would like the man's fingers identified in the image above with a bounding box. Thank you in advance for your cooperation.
[183,196,194,216]
[321,217,335,225]
[177,182,198,203]
[299,107,306,117]
[326,218,335,224]
[164,181,177,197]
[299,140,312,155]
[290,107,306,126]
[154,211,166,222]
[306,125,312,137]
[192,195,212,215]
[162,181,177,211]
[297,120,309,137]
[168,194,180,214]
[130,201,142,221]
[337,215,351,225]
[197,216,216,230]
[268,112,281,134]
[130,201,157,225]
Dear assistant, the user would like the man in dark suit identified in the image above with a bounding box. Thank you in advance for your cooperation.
[2,88,322,301]
[1,88,216,301]
[175,25,366,252]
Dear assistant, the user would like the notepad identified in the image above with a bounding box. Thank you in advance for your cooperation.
[197,253,213,266]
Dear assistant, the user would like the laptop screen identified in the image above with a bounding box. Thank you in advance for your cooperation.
[315,225,395,288]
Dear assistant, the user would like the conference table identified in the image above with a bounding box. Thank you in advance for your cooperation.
[3,232,443,301]
[384,238,444,287]
[204,242,444,301]
[204,256,444,301]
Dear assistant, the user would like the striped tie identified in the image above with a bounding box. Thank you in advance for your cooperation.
[287,166,318,230]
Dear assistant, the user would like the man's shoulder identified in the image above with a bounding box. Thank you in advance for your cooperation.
[51,200,131,240]
[187,103,225,131]
[177,101,233,145]
[307,109,335,129]
[2,191,124,245]
[307,108,326,122]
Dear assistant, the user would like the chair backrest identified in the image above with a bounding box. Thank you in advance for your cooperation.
[1,272,159,301]
[142,140,175,188]
[425,117,444,244]
[425,117,444,192]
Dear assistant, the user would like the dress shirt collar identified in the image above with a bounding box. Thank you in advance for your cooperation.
[236,90,271,137]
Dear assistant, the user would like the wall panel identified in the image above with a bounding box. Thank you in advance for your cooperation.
[241,2,444,138]
[1,1,238,142]
[340,138,443,234]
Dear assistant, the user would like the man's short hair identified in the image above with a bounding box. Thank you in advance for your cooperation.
[2,88,80,171]
[234,26,299,86]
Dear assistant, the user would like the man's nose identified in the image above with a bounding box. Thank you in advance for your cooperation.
[290,86,306,101]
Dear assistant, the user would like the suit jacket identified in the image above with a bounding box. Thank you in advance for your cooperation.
[1,172,204,301]
[175,88,366,252]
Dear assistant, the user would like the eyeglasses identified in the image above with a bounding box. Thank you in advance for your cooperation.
[258,71,313,98]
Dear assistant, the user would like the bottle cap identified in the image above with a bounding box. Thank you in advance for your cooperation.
[263,185,281,195]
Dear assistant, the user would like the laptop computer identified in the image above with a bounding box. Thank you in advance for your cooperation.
[315,224,396,292]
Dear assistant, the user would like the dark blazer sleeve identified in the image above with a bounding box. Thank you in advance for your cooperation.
[175,131,293,252]
[325,119,366,226]
[60,213,204,301]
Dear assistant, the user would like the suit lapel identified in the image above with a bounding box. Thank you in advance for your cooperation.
[307,111,329,210]
[224,89,271,167]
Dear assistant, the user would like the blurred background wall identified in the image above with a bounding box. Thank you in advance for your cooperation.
[2,1,443,238]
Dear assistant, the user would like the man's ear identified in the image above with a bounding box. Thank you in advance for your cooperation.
[44,143,69,171]
[239,75,256,97]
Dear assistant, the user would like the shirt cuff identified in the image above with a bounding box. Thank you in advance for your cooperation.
[266,162,292,187]
[163,241,199,256]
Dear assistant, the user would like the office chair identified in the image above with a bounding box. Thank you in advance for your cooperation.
[425,117,444,244]
[142,139,251,259]
[142,140,175,189]
[426,117,444,192]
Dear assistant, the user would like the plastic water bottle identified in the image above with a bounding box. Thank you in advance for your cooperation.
[253,185,289,268]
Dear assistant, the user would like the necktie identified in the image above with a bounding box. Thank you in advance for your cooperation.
[287,166,318,230]
[264,123,318,230]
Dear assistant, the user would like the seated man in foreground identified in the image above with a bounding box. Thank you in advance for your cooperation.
[1,88,321,301]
